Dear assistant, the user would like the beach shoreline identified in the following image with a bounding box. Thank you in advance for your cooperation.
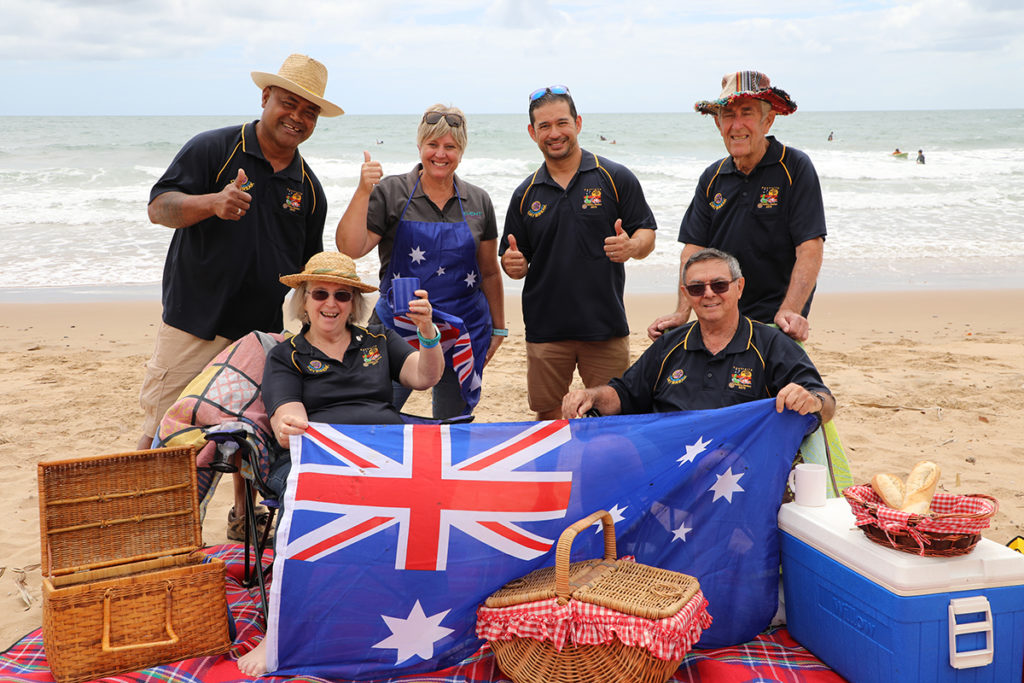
[2,289,1022,648]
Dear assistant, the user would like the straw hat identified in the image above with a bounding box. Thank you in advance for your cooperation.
[279,252,377,292]
[695,70,797,116]
[252,54,344,117]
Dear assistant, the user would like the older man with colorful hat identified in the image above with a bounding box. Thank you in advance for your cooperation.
[138,54,342,541]
[648,71,826,344]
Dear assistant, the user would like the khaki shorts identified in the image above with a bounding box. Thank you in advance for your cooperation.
[525,337,630,414]
[139,322,232,439]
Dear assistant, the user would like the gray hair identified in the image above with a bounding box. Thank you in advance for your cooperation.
[286,281,367,328]
[416,104,468,151]
[683,248,743,281]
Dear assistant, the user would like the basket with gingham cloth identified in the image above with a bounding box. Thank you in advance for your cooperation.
[843,484,998,557]
[476,510,712,683]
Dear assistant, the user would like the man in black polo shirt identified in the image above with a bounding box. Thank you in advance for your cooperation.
[500,85,657,420]
[564,249,835,422]
[138,54,342,539]
[648,71,826,344]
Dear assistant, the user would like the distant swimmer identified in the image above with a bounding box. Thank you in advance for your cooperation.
[376,139,384,144]
[827,131,833,141]
[893,148,901,155]
[916,149,925,164]
[600,134,607,141]
[892,147,908,159]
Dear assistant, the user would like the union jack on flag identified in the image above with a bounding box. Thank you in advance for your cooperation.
[285,421,573,570]
[266,400,815,680]
[394,309,482,408]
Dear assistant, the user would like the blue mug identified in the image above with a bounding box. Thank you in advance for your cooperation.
[388,277,420,316]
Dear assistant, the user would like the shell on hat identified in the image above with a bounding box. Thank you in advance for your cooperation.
[279,252,377,292]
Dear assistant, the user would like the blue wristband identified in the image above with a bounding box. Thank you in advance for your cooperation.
[492,328,508,337]
[417,324,441,348]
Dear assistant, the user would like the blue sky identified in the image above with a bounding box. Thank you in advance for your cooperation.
[2,0,1022,115]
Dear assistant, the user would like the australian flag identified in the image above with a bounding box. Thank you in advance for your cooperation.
[266,399,814,679]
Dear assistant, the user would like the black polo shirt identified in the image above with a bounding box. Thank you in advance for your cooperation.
[500,150,657,343]
[677,136,826,323]
[151,121,326,340]
[609,317,829,414]
[262,324,414,425]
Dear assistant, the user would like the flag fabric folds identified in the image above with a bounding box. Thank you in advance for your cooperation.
[266,399,814,679]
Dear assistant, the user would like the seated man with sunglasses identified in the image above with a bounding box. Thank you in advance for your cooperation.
[562,248,835,421]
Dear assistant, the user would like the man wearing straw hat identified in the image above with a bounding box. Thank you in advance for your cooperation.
[137,54,342,541]
[648,71,826,344]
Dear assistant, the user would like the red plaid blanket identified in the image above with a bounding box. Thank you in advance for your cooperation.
[0,546,842,683]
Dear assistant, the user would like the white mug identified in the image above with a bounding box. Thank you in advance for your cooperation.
[788,463,827,507]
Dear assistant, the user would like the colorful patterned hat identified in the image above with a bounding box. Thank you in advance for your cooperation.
[695,71,797,116]
[279,252,377,292]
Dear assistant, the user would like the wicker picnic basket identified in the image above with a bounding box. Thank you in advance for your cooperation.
[38,447,231,683]
[843,484,998,557]
[477,510,711,683]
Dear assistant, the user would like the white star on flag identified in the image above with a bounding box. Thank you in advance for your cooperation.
[436,266,446,276]
[672,521,693,542]
[593,503,627,532]
[678,435,711,465]
[409,246,426,264]
[463,271,478,287]
[371,600,454,665]
[709,466,744,503]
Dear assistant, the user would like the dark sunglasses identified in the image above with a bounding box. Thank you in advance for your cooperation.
[308,288,353,302]
[683,278,737,297]
[422,111,464,127]
[529,85,571,102]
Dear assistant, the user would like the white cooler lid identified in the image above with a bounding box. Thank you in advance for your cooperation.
[779,498,1024,596]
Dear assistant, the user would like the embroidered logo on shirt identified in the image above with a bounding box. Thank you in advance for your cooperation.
[283,189,303,213]
[728,367,754,390]
[240,180,254,192]
[527,201,547,218]
[757,187,780,209]
[361,346,382,366]
[710,192,727,210]
[666,369,687,385]
[581,188,602,209]
[306,359,330,374]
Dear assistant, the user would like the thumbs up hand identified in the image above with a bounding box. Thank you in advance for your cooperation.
[603,219,633,262]
[217,168,251,220]
[359,151,383,194]
[501,234,528,279]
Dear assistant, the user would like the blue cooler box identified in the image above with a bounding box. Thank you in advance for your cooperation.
[779,499,1024,683]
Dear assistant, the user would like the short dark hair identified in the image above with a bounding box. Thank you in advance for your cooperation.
[683,248,743,281]
[529,91,578,125]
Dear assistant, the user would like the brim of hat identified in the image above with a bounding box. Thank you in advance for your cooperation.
[251,71,344,117]
[694,90,797,116]
[279,273,377,292]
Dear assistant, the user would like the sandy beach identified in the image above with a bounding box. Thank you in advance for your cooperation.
[2,289,1023,649]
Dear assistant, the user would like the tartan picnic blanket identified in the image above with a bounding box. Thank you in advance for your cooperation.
[155,330,287,520]
[0,546,843,683]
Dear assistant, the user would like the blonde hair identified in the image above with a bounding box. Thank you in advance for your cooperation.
[286,281,367,328]
[416,103,468,151]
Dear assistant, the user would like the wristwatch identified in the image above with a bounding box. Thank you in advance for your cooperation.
[808,390,829,413]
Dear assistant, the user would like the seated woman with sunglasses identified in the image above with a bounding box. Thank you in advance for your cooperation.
[262,251,444,450]
[561,248,836,422]
[335,104,505,419]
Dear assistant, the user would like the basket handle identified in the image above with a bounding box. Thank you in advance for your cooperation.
[554,510,616,604]
[101,582,180,653]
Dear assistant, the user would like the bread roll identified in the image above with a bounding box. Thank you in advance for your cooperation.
[871,473,905,509]
[900,460,940,515]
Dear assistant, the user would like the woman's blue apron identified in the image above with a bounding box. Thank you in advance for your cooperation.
[374,175,492,413]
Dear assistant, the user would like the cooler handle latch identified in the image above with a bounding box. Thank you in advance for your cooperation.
[947,595,993,669]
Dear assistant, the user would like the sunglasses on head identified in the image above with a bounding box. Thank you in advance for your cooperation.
[529,85,571,102]
[308,288,353,302]
[683,278,737,297]
[422,111,464,127]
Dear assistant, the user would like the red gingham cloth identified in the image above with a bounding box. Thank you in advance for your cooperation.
[476,589,711,661]
[844,485,996,550]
